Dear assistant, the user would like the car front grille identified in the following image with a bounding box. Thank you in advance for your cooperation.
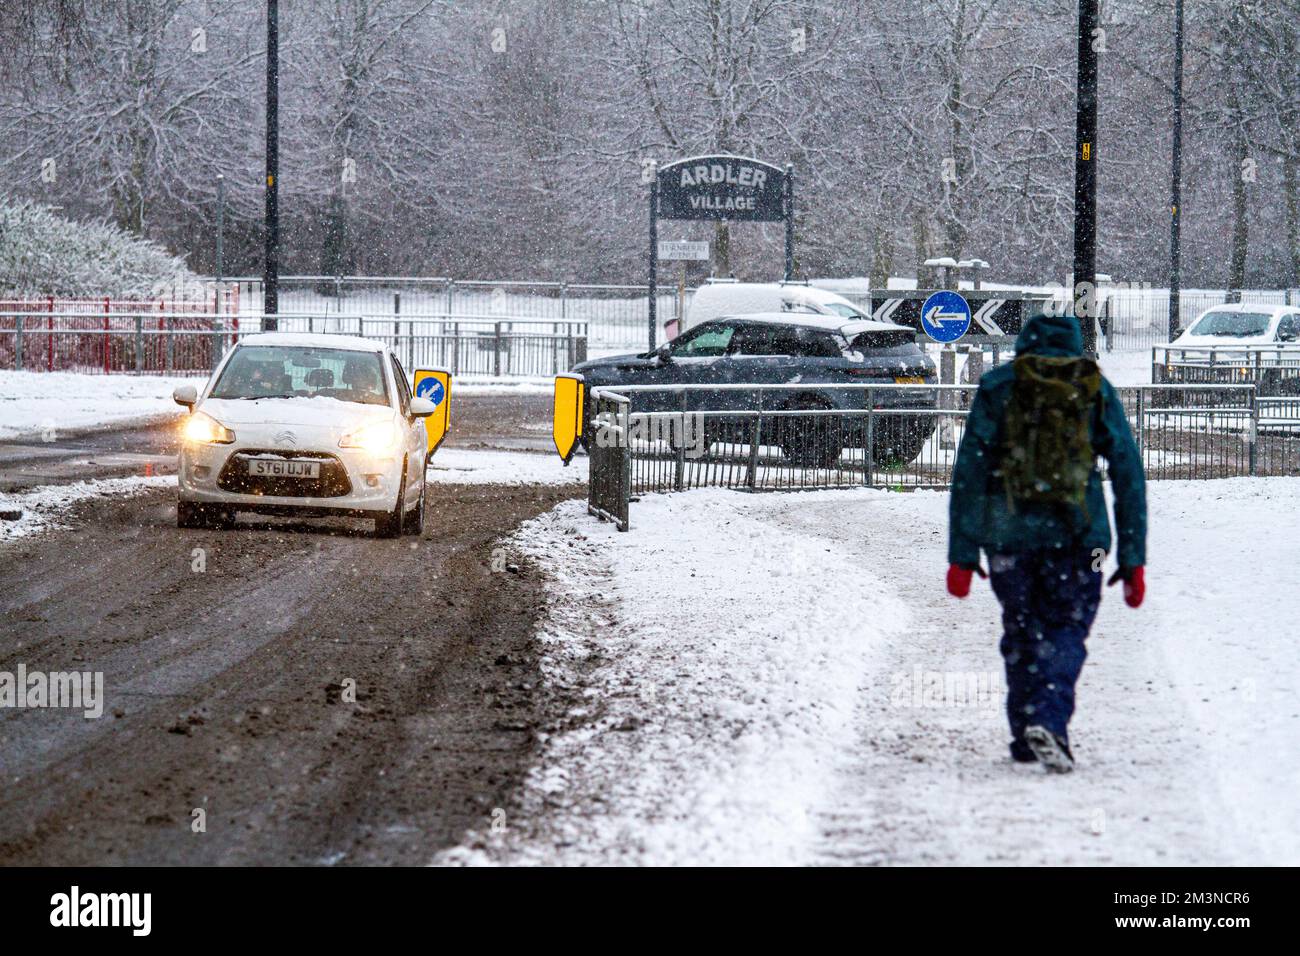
[217,449,352,498]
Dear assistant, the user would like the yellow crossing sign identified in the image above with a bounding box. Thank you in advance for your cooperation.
[552,373,585,464]
[412,367,452,457]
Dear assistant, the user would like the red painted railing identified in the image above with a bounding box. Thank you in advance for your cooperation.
[0,288,240,374]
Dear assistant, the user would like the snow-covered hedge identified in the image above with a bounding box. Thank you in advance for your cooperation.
[0,200,197,299]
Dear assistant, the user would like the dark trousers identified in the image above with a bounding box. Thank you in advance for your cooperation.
[988,550,1102,758]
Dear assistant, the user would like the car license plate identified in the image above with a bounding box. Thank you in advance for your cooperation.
[894,376,925,384]
[247,458,320,479]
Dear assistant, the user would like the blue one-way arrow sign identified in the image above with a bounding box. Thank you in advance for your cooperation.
[919,290,972,343]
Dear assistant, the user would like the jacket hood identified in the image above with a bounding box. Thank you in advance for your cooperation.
[1015,312,1083,357]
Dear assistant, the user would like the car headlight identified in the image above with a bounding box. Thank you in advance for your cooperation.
[339,421,399,454]
[182,411,235,445]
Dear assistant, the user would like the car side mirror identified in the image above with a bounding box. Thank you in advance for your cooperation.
[173,384,198,408]
[408,396,436,418]
[657,345,674,364]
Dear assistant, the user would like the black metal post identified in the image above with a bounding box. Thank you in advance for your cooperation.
[649,174,658,350]
[1167,0,1185,341]
[1073,0,1099,355]
[784,163,794,281]
[215,173,225,283]
[263,0,280,328]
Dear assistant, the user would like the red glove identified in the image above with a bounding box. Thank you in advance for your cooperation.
[947,564,986,599]
[1108,566,1145,608]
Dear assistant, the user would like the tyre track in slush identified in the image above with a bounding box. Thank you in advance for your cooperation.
[0,477,580,865]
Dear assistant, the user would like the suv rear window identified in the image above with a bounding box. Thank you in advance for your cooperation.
[849,330,917,354]
[765,326,844,358]
[729,324,844,357]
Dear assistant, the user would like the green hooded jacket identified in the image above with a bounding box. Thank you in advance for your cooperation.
[947,312,1147,569]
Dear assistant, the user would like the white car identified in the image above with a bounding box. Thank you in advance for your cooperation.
[680,280,889,337]
[1173,303,1300,348]
[173,333,435,538]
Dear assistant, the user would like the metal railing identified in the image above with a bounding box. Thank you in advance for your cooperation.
[226,276,678,350]
[211,276,1300,353]
[0,310,587,378]
[0,310,241,374]
[1152,344,1300,395]
[584,382,1298,529]
[589,391,632,531]
[586,384,970,523]
[1101,288,1299,350]
[266,313,588,378]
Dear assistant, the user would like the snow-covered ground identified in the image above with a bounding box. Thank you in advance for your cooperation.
[453,377,553,394]
[442,478,1300,866]
[0,370,202,440]
[0,370,559,443]
[426,448,585,485]
[0,475,173,540]
[1097,348,1155,387]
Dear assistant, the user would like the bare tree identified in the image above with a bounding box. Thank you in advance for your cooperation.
[0,1,263,241]
[0,0,1296,287]
[281,0,444,278]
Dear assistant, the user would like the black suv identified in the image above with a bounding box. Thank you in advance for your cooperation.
[571,312,939,466]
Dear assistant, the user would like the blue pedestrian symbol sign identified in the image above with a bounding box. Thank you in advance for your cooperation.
[919,290,972,343]
[415,376,445,407]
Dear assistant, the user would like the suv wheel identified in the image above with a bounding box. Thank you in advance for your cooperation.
[781,396,843,469]
[871,416,933,467]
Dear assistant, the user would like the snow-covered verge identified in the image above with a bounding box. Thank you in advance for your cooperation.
[1097,348,1154,387]
[453,377,554,394]
[426,448,585,485]
[438,489,912,866]
[0,475,174,541]
[0,370,201,440]
[440,478,1300,866]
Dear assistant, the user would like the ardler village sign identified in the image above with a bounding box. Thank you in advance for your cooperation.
[658,157,786,220]
[647,154,794,348]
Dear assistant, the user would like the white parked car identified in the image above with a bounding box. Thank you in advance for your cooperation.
[173,333,435,537]
[680,280,888,337]
[1172,303,1300,348]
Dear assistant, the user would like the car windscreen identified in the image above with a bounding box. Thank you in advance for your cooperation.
[1189,311,1272,337]
[210,346,391,406]
[823,302,867,319]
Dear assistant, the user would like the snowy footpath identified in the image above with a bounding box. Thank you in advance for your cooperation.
[0,369,207,440]
[441,479,1300,866]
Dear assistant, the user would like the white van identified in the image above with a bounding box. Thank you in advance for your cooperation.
[676,280,874,339]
